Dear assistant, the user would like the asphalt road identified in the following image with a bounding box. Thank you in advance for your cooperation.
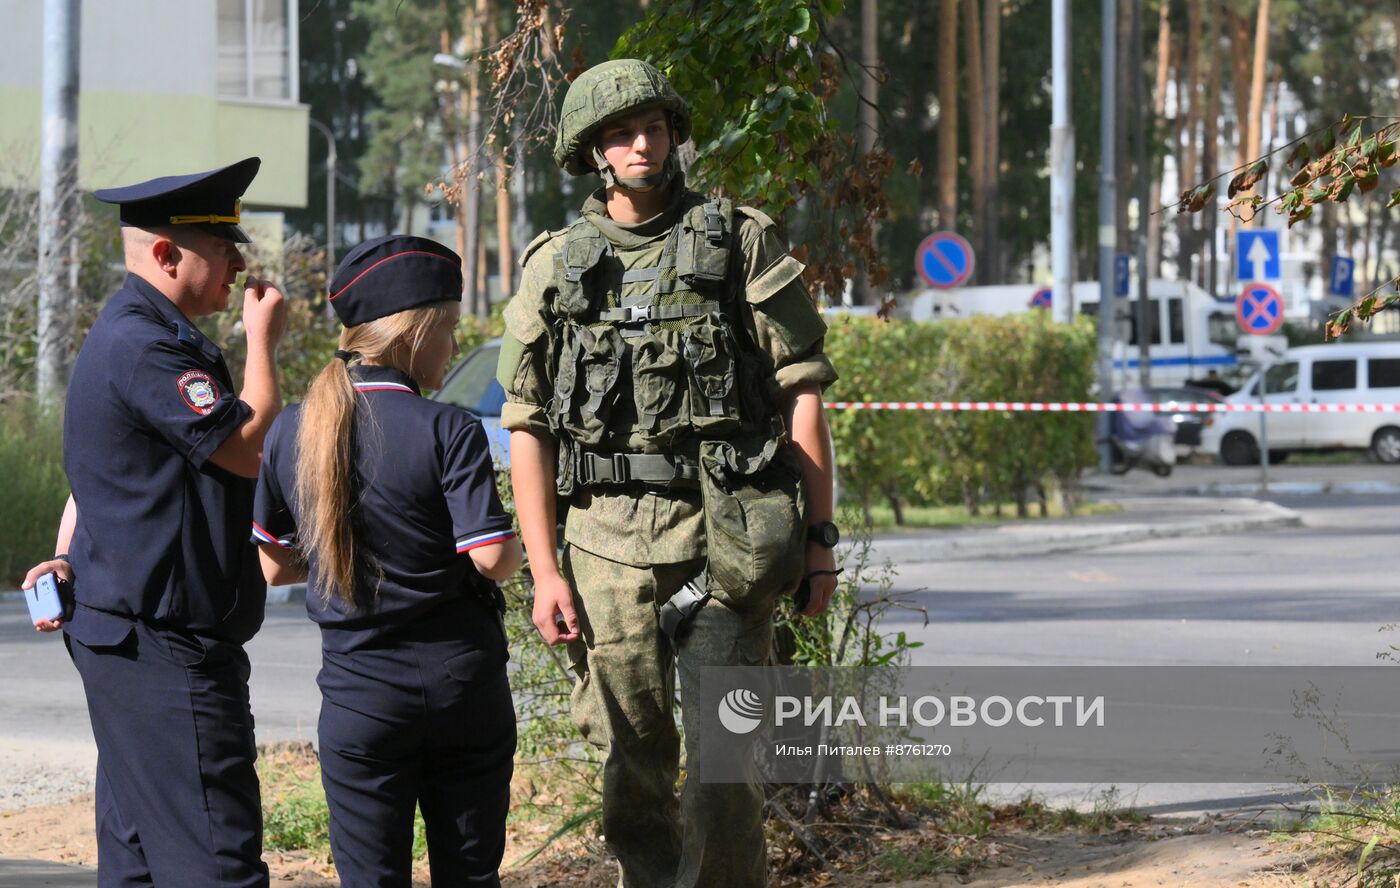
[884,492,1400,816]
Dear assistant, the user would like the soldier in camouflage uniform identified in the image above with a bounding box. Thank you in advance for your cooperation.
[497,58,840,888]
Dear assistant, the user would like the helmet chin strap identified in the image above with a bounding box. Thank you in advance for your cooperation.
[591,145,680,194]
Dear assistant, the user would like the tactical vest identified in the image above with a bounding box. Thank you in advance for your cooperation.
[544,197,786,494]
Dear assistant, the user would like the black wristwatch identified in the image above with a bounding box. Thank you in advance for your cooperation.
[807,521,840,548]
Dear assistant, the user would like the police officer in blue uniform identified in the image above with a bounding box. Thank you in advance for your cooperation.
[252,234,521,887]
[22,156,287,887]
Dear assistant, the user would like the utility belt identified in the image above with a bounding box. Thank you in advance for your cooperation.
[572,448,701,490]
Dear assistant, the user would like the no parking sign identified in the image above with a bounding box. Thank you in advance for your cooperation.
[1236,283,1283,335]
[915,232,975,289]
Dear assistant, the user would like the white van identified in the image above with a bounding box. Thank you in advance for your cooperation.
[1201,342,1400,464]
[904,279,1239,388]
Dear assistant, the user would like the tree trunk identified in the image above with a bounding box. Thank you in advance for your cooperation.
[486,2,512,301]
[856,0,879,304]
[936,0,958,229]
[981,0,1000,282]
[463,0,486,316]
[1244,0,1270,167]
[1227,8,1251,173]
[962,0,985,279]
[1203,0,1223,296]
[1176,0,1202,283]
[1362,191,1375,298]
[1146,0,1170,277]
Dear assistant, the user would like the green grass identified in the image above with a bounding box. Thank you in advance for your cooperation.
[859,499,1121,532]
[0,402,69,586]
[257,742,429,861]
[874,843,968,878]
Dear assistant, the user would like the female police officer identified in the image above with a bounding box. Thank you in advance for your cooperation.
[251,235,521,887]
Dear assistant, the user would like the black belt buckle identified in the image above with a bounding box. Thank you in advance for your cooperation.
[659,575,709,644]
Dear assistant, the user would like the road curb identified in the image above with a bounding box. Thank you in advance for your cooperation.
[856,498,1302,564]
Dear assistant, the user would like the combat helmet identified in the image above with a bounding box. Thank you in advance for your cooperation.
[554,58,692,192]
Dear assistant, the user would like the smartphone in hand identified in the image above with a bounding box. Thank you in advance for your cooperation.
[25,572,65,624]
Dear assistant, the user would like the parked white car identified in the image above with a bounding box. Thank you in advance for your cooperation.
[1201,342,1400,465]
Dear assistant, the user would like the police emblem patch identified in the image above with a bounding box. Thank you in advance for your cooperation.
[177,370,220,415]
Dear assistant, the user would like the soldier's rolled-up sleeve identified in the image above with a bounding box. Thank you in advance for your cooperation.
[496,249,556,436]
[739,215,839,395]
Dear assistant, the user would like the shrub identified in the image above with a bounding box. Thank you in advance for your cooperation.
[0,402,69,585]
[824,313,1097,522]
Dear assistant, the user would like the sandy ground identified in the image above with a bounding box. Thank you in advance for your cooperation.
[0,793,1318,887]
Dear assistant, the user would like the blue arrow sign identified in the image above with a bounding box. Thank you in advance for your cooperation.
[1114,254,1131,297]
[1236,230,1281,281]
[1329,256,1355,298]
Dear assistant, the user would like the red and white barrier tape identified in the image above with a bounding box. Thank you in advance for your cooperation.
[824,401,1400,413]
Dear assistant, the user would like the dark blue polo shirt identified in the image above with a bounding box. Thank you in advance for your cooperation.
[252,365,514,652]
[63,273,264,646]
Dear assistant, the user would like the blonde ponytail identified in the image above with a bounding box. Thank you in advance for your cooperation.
[294,301,458,608]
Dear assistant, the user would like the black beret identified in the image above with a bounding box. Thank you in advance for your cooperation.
[328,235,464,326]
[94,157,260,243]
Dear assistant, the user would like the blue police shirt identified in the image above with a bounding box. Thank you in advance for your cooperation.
[63,273,265,646]
[252,364,514,653]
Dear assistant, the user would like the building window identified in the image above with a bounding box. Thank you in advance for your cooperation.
[218,0,297,101]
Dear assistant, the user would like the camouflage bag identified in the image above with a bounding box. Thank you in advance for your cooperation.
[698,437,806,611]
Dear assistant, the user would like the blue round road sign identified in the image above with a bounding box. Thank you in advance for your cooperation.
[1236,283,1283,335]
[915,231,975,289]
[1030,287,1052,310]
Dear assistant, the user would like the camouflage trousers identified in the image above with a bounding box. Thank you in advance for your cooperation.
[563,544,774,888]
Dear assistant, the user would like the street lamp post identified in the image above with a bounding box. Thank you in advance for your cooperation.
[308,117,338,274]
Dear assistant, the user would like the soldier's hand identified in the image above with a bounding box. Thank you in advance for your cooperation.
[532,573,580,645]
[22,558,72,633]
[242,276,288,351]
[794,542,838,618]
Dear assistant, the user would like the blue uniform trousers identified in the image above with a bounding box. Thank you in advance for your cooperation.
[316,614,516,888]
[66,620,267,888]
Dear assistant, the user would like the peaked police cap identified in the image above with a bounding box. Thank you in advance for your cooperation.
[328,235,463,327]
[94,157,261,243]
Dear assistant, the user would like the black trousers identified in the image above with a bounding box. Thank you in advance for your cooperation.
[317,618,516,888]
[67,622,268,888]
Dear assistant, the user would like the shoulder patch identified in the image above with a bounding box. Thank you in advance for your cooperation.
[519,228,567,268]
[177,369,220,415]
[736,205,778,230]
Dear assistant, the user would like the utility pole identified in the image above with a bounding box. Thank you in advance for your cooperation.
[37,0,81,407]
[1097,0,1117,471]
[1050,0,1074,323]
[309,118,338,275]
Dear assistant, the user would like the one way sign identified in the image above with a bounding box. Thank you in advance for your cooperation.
[1236,230,1281,281]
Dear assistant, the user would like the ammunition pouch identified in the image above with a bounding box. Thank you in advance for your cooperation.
[698,437,806,612]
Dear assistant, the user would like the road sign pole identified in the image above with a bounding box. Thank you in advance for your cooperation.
[1258,360,1270,494]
